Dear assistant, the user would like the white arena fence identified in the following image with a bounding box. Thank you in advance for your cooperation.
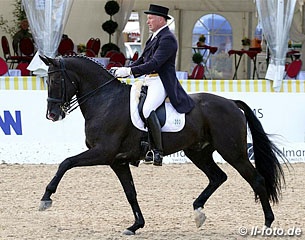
[0,76,305,164]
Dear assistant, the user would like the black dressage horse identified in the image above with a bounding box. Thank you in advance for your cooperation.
[39,55,287,235]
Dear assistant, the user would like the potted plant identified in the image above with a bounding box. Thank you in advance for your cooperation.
[189,52,205,79]
[192,52,204,64]
[241,37,251,50]
[77,43,86,53]
[100,42,120,57]
[101,0,120,56]
[197,34,206,47]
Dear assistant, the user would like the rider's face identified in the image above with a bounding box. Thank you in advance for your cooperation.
[146,14,166,32]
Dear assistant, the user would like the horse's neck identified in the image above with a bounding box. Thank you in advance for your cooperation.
[78,79,130,118]
[77,71,116,95]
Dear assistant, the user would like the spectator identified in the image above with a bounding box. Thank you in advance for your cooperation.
[12,19,32,55]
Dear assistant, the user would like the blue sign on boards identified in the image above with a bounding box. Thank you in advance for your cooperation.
[0,111,22,135]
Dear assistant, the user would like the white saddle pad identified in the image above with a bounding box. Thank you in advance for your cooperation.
[130,81,185,132]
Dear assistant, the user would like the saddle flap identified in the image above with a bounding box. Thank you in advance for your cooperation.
[137,84,166,127]
[130,81,185,132]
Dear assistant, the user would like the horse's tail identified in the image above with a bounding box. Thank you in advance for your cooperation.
[234,100,287,204]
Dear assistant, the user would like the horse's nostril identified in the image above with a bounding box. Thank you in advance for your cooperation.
[47,112,56,121]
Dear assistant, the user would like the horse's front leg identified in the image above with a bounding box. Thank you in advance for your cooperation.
[39,157,70,210]
[39,148,106,211]
[111,163,145,235]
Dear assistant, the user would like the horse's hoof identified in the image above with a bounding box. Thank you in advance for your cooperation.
[265,219,273,228]
[39,200,52,211]
[194,207,206,228]
[122,229,135,235]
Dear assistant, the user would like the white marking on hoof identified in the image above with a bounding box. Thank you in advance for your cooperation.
[39,200,52,211]
[194,207,206,228]
[143,160,153,165]
[122,229,135,235]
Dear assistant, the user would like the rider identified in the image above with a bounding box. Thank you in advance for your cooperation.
[112,4,195,166]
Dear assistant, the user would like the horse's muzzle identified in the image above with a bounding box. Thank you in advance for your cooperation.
[46,108,65,122]
[46,112,57,121]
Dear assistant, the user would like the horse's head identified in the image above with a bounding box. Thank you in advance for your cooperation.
[40,56,78,121]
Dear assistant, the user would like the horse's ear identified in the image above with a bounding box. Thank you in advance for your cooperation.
[39,55,56,66]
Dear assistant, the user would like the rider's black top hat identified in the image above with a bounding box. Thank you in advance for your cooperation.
[144,4,170,20]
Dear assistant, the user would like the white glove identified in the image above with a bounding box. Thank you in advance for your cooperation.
[113,67,132,78]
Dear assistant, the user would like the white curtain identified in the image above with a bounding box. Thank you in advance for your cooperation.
[256,0,296,91]
[22,0,74,57]
[22,0,74,76]
[138,10,149,50]
[297,0,304,9]
[114,0,135,54]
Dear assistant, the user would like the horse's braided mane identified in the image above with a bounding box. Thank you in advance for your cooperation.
[61,54,130,87]
[61,54,110,72]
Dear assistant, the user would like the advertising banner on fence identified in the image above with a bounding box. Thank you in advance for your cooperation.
[1,90,305,164]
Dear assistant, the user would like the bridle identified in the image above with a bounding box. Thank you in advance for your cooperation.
[47,58,116,114]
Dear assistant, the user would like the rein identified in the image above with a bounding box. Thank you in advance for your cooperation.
[65,76,116,113]
[48,58,116,114]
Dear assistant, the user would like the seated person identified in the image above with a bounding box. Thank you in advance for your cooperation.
[12,19,33,55]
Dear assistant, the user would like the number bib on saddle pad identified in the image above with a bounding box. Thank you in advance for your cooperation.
[130,81,185,132]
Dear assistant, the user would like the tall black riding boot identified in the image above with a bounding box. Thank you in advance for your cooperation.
[145,111,163,166]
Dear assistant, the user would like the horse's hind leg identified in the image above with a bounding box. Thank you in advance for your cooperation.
[184,144,227,228]
[227,158,275,227]
[111,163,145,235]
[214,138,275,227]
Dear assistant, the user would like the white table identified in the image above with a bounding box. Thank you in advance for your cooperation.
[291,70,305,80]
[176,71,188,80]
[3,69,22,76]
[94,57,110,67]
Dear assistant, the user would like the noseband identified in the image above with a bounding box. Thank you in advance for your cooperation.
[47,58,116,114]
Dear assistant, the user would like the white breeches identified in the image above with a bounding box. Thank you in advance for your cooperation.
[142,76,167,118]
